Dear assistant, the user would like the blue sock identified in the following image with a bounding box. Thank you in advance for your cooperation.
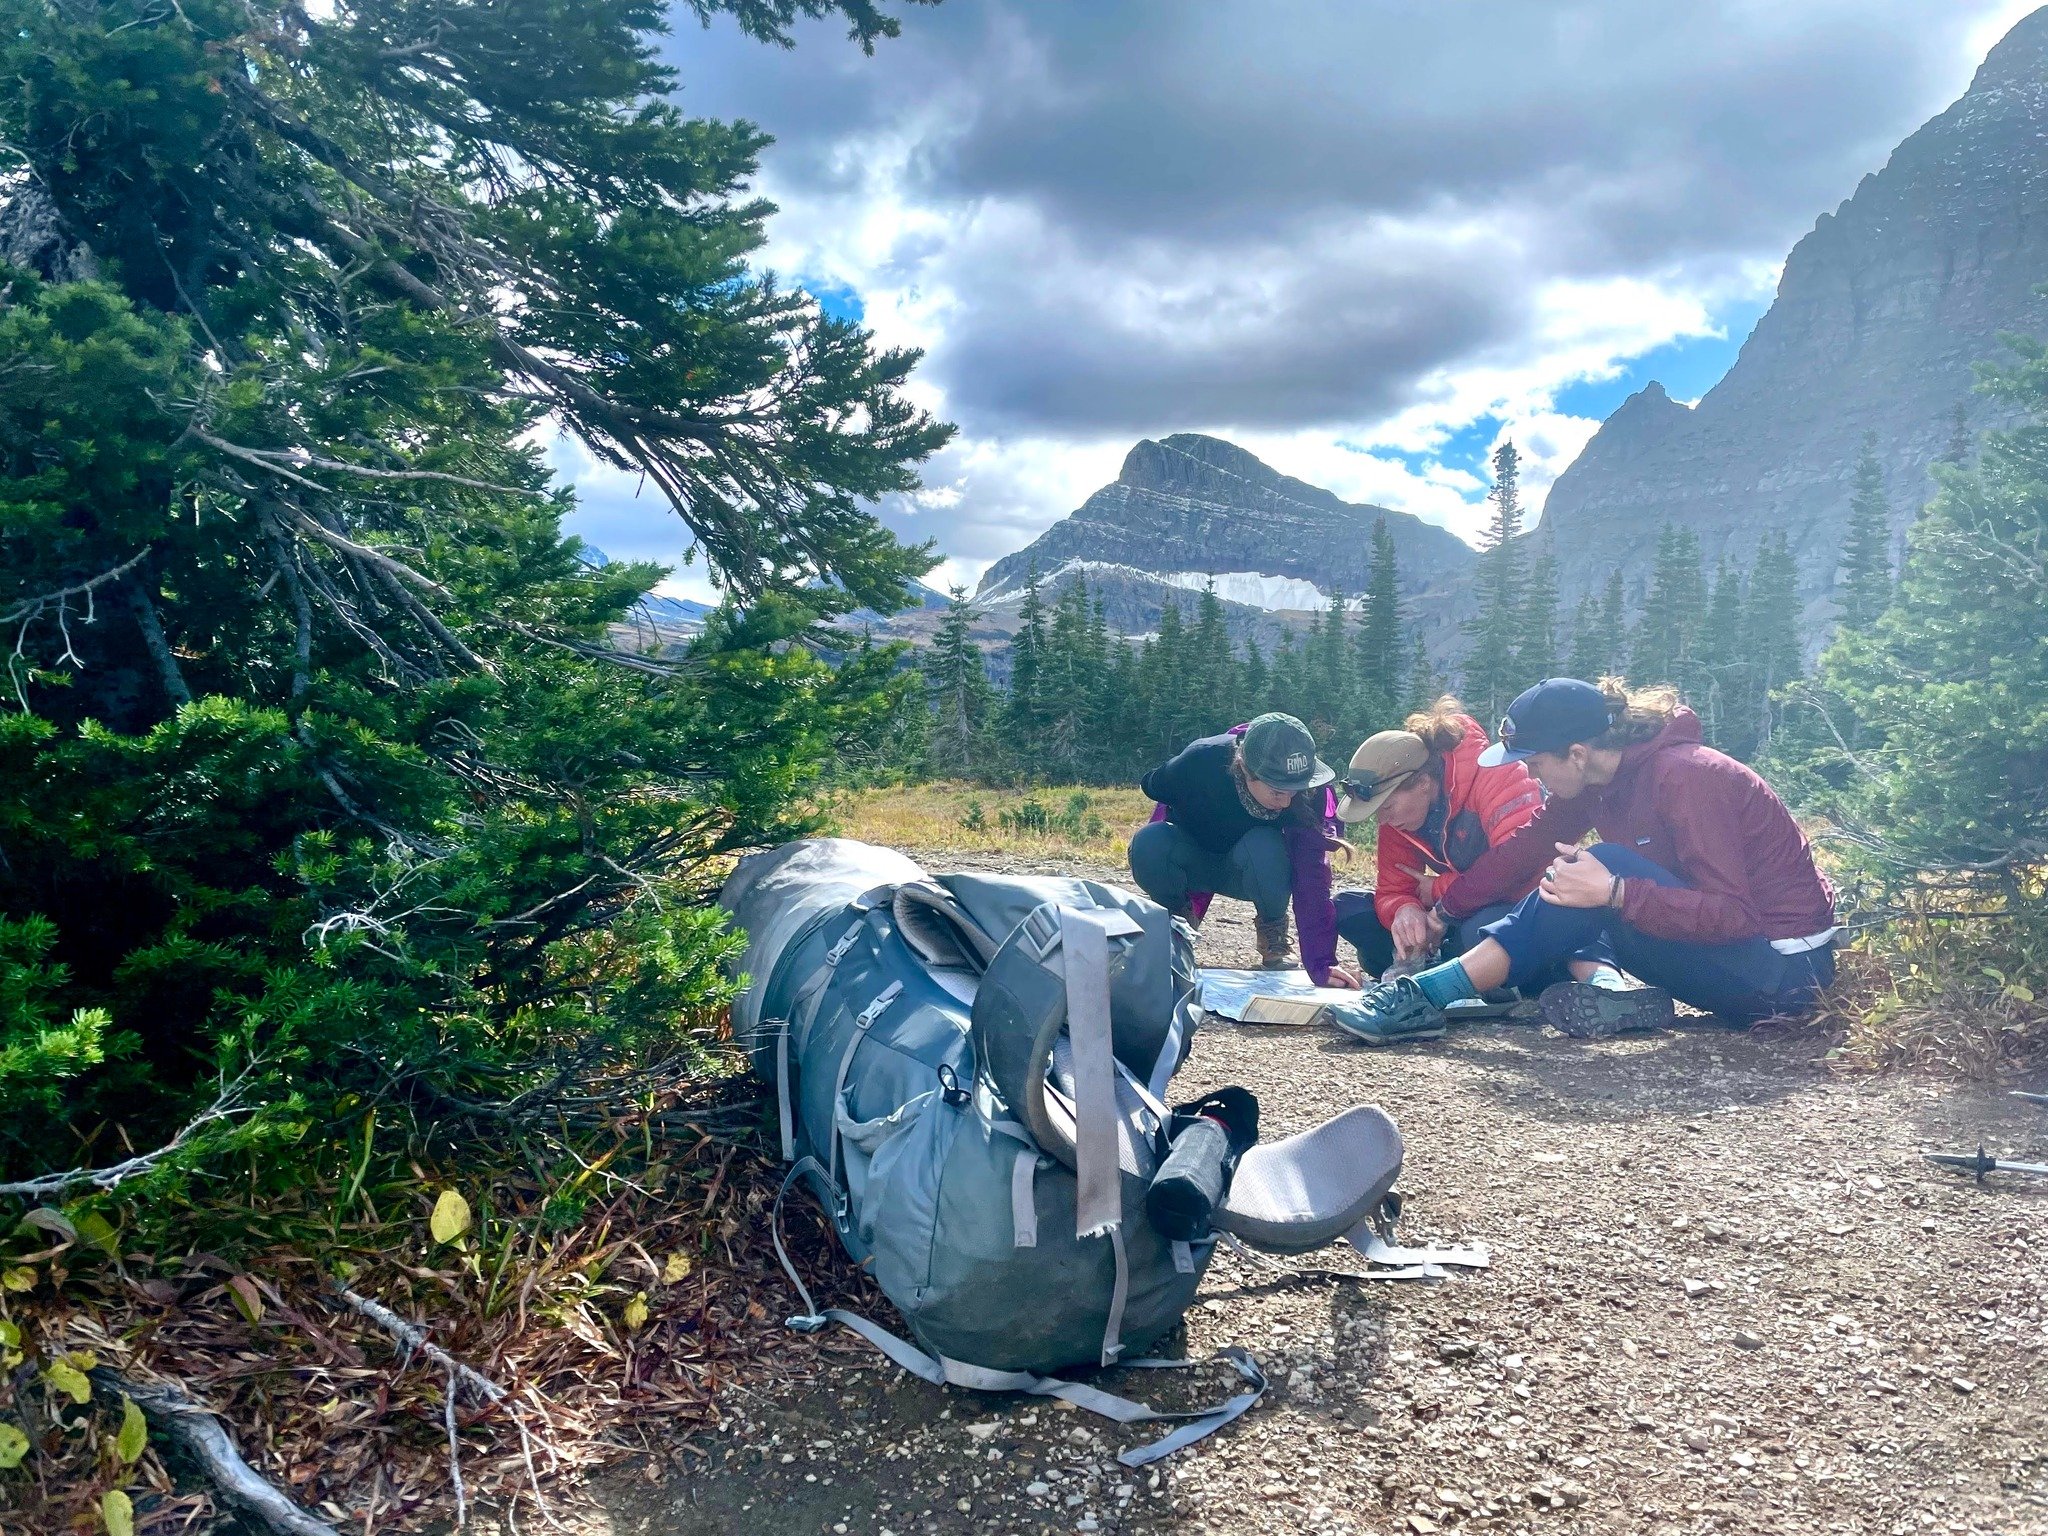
[1411,957,1479,1009]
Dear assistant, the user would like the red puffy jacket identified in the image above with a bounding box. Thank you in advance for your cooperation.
[1373,716,1544,928]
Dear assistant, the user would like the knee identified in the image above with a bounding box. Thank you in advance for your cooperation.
[1332,888,1377,926]
[1584,842,1676,884]
[1127,821,1178,882]
[1231,827,1290,881]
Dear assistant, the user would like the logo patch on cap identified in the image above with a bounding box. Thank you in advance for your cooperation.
[1285,751,1309,774]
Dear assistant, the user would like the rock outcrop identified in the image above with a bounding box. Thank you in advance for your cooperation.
[977,434,1474,618]
[1538,8,2048,622]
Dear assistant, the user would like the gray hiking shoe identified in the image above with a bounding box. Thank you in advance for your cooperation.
[1539,972,1674,1038]
[1327,976,1448,1047]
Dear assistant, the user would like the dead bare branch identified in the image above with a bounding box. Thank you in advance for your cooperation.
[0,1068,258,1200]
[90,1367,341,1536]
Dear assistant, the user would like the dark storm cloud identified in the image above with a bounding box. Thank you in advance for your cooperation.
[660,1,2031,436]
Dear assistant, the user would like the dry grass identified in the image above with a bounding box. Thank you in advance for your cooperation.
[826,782,1153,865]
[1809,891,2048,1077]
[0,1067,872,1536]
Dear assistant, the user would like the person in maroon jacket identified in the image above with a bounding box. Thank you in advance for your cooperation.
[1327,677,1838,1044]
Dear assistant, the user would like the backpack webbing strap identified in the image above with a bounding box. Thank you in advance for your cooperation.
[814,1306,1267,1468]
[773,1021,795,1163]
[826,980,902,1195]
[1101,1224,1130,1366]
[767,1162,1265,1467]
[773,920,865,1163]
[1059,908,1121,1242]
[1010,1147,1039,1249]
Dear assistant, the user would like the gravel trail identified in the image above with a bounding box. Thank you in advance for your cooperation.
[586,853,2047,1536]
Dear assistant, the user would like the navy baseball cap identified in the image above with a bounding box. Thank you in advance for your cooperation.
[1476,679,1615,766]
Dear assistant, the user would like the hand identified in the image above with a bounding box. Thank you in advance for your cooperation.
[1538,842,1616,909]
[1423,906,1448,948]
[1399,865,1438,906]
[1389,903,1436,960]
[1322,961,1364,990]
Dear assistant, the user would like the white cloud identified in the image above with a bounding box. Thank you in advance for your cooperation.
[551,2,2031,580]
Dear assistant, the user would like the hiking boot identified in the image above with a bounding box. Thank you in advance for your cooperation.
[1539,972,1674,1039]
[1326,977,1448,1047]
[1253,915,1296,970]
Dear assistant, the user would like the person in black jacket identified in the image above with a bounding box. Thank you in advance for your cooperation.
[1129,713,1361,984]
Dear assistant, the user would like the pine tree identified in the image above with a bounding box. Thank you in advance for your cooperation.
[1940,400,1974,469]
[1039,577,1096,779]
[0,0,945,1172]
[1003,566,1051,760]
[1566,593,1605,684]
[1461,440,1528,721]
[1837,433,1895,631]
[1307,588,1351,740]
[1695,560,1749,753]
[1742,531,1804,755]
[1406,634,1445,713]
[1516,546,1561,687]
[1596,569,1629,678]
[1783,339,2048,882]
[1631,525,1706,693]
[1354,518,1405,723]
[924,588,994,778]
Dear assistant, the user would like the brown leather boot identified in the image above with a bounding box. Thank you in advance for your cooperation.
[1254,914,1297,970]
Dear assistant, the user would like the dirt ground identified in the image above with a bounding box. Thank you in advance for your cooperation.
[577,852,2048,1536]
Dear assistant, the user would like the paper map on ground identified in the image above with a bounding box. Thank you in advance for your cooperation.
[1197,967,1362,1024]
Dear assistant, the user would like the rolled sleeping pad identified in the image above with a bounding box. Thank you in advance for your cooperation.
[1145,1088,1259,1242]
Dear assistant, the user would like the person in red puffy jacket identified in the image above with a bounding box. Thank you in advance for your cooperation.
[1332,697,1545,979]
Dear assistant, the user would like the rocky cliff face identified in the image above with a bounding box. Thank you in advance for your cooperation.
[1538,9,2048,622]
[977,434,1474,617]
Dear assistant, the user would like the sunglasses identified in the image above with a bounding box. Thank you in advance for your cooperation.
[1341,769,1414,802]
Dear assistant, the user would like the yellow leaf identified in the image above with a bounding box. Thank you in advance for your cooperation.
[623,1292,649,1331]
[2,1268,34,1293]
[429,1189,472,1245]
[0,1321,18,1350]
[0,1424,26,1469]
[45,1360,90,1404]
[117,1396,147,1463]
[660,1252,691,1284]
[103,1487,134,1536]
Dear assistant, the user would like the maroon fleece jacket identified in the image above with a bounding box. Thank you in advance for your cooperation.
[1439,709,1835,946]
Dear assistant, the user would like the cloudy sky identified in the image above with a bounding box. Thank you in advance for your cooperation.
[560,0,2042,599]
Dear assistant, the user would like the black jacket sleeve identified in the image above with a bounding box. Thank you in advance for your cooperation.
[1141,741,1200,806]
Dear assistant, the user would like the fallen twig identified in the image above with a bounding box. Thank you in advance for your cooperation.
[90,1367,340,1536]
[328,1283,564,1528]
[0,1068,258,1201]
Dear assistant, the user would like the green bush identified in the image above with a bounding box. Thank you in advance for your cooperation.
[0,0,944,1199]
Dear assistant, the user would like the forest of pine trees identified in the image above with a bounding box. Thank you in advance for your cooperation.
[902,479,1810,785]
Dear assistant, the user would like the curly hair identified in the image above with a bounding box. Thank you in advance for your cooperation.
[1590,676,1681,748]
[1401,694,1472,776]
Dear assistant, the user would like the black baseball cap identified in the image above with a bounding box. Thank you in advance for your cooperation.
[1476,679,1615,766]
[1240,712,1335,793]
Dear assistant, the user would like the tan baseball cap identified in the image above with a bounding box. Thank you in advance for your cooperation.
[1336,730,1429,824]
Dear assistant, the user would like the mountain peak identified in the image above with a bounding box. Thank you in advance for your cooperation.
[976,432,1474,614]
[1117,433,1284,494]
[1970,5,2048,93]
[1536,8,2048,619]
